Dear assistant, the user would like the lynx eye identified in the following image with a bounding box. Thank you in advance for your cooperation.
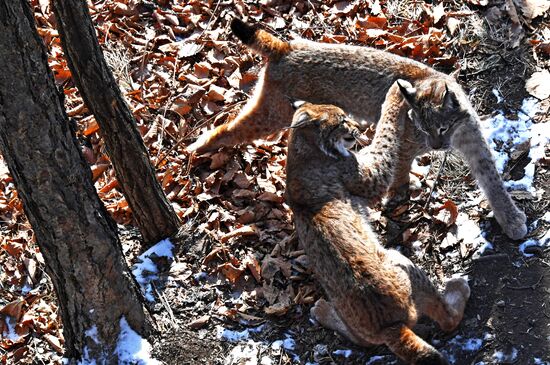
[438,126,449,135]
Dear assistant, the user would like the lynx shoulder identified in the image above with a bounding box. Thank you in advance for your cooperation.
[285,82,469,364]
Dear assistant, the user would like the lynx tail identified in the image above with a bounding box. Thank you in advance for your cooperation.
[230,18,290,59]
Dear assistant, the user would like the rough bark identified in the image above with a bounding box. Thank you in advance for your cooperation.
[0,1,153,362]
[51,0,180,246]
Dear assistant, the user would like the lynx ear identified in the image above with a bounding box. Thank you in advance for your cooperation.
[290,110,312,129]
[396,79,417,107]
[291,100,308,110]
[442,84,459,110]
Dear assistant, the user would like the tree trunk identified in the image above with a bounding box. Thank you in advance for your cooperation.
[0,1,153,362]
[51,0,180,246]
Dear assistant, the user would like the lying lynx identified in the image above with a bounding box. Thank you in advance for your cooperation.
[188,18,527,240]
[285,81,470,364]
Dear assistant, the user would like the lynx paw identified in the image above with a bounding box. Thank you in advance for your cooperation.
[444,277,470,304]
[441,277,470,332]
[496,208,527,240]
[310,299,338,330]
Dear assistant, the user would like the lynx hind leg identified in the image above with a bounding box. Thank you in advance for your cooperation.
[417,276,470,334]
[310,299,371,347]
[187,76,294,154]
[385,250,469,334]
[382,325,449,365]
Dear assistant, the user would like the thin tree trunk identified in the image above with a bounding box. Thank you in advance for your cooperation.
[51,0,180,246]
[0,1,153,361]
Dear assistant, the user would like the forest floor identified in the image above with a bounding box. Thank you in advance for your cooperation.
[1,0,549,364]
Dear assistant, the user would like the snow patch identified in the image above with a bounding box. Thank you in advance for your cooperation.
[492,348,519,362]
[217,326,252,342]
[115,317,161,365]
[482,98,547,192]
[2,316,20,341]
[333,349,352,358]
[224,340,264,365]
[411,158,431,176]
[455,212,492,256]
[519,228,550,257]
[441,335,483,364]
[84,326,99,345]
[271,337,296,351]
[132,239,174,302]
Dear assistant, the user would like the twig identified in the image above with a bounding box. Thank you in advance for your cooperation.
[506,275,544,290]
[473,253,509,263]
[153,282,179,329]
[423,151,449,209]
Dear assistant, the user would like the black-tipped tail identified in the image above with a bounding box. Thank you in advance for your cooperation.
[231,18,257,45]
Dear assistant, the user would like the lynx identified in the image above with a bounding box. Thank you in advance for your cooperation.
[187,18,527,240]
[285,81,470,364]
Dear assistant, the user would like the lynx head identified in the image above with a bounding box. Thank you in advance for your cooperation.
[398,78,470,150]
[290,102,361,158]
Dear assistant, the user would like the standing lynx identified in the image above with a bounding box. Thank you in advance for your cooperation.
[187,19,527,240]
[286,81,470,364]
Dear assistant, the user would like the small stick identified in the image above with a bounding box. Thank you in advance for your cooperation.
[423,151,449,210]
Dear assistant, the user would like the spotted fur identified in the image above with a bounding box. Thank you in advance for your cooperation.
[286,82,470,364]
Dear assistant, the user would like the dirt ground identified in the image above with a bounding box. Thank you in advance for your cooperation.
[1,1,548,364]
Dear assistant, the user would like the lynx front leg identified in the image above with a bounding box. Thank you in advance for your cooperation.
[187,73,294,154]
[387,122,427,206]
[451,121,527,239]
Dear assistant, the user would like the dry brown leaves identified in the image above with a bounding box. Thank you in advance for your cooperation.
[1,0,546,363]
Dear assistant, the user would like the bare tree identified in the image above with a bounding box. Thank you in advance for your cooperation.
[0,1,153,361]
[51,0,180,246]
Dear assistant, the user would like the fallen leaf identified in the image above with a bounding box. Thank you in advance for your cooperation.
[525,70,550,99]
[189,315,210,329]
[513,0,550,19]
[433,200,459,226]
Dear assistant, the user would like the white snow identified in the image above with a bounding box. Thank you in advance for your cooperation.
[2,316,20,341]
[482,98,548,192]
[115,317,161,365]
[84,326,99,345]
[115,317,162,365]
[411,158,431,176]
[441,335,483,364]
[492,88,503,103]
[519,228,550,257]
[217,326,252,342]
[271,337,296,351]
[455,212,493,256]
[492,348,519,362]
[132,239,174,302]
[224,340,263,365]
[333,349,352,358]
[534,358,550,365]
[76,318,159,365]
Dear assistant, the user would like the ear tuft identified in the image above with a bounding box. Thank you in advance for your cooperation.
[396,79,417,106]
